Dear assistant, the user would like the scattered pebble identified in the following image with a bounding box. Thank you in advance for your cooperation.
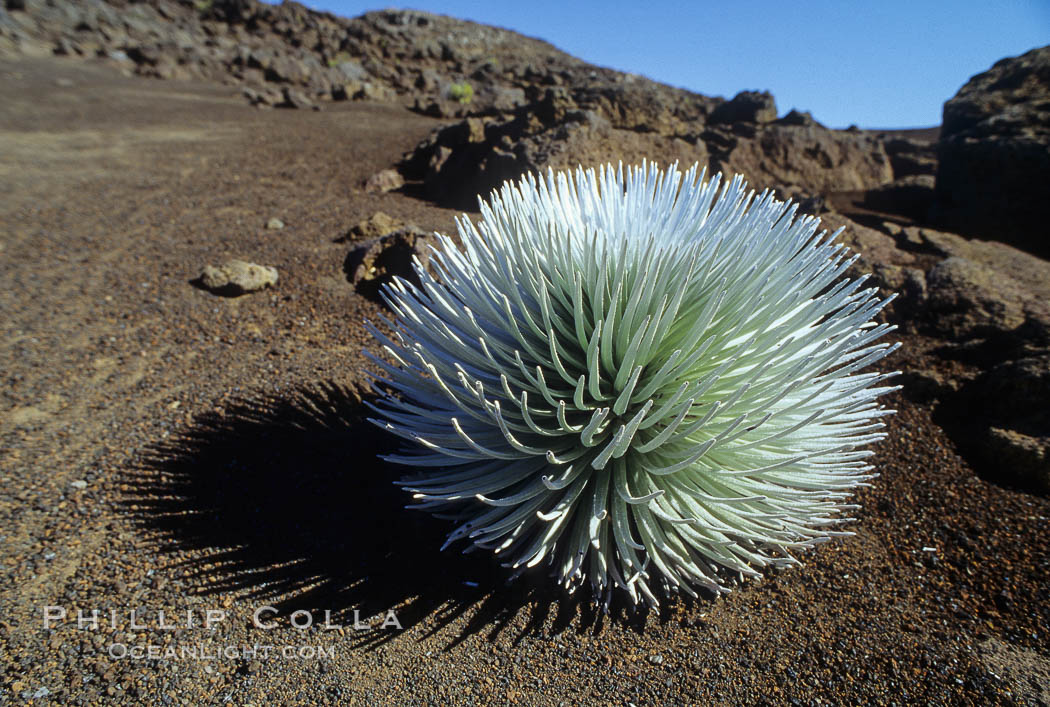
[363,169,405,194]
[197,260,278,296]
[342,211,402,242]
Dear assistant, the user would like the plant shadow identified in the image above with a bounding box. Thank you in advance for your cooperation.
[122,382,660,649]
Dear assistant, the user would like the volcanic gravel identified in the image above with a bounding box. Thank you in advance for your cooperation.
[0,56,1047,706]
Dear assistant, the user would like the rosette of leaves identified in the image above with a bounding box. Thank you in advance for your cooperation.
[366,162,899,606]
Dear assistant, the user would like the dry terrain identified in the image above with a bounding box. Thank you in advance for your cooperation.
[1,55,1048,705]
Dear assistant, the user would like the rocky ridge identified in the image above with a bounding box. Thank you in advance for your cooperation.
[2,0,922,203]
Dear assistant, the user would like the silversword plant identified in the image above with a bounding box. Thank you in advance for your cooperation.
[366,162,899,606]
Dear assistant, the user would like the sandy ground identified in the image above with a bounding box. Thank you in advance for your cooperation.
[1,55,1048,705]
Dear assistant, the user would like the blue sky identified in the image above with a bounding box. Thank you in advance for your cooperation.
[282,0,1049,129]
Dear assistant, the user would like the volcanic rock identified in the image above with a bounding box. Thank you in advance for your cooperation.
[708,90,777,125]
[916,228,1050,346]
[344,226,437,300]
[198,259,279,296]
[981,427,1049,494]
[820,212,916,271]
[882,136,938,178]
[400,101,711,209]
[776,109,818,127]
[967,354,1050,423]
[280,86,317,110]
[954,354,1050,494]
[363,168,405,194]
[933,45,1050,257]
[862,174,935,220]
[705,123,894,194]
[343,211,403,242]
[925,257,1027,339]
[334,59,367,82]
[243,85,281,108]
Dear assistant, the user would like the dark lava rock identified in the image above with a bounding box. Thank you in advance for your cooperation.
[925,256,1027,339]
[400,68,892,208]
[399,98,712,209]
[704,122,894,194]
[883,137,938,178]
[952,354,1050,494]
[402,114,524,209]
[916,228,1050,346]
[898,224,1050,495]
[933,45,1050,258]
[776,109,819,127]
[344,226,437,300]
[708,90,777,125]
[967,354,1050,422]
[862,174,935,220]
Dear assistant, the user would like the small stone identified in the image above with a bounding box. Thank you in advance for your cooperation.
[777,109,818,126]
[70,480,88,489]
[648,654,664,665]
[363,169,404,194]
[243,86,281,108]
[344,212,402,241]
[198,260,278,296]
[266,217,284,230]
[281,86,315,110]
